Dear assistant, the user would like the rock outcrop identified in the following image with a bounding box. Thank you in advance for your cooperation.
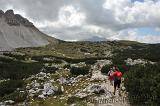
[4,10,20,26]
[0,9,58,51]
[15,14,33,27]
[0,10,4,17]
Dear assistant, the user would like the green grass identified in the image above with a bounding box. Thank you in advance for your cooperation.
[0,55,44,80]
[16,41,112,59]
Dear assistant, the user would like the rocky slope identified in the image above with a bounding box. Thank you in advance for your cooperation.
[0,9,58,51]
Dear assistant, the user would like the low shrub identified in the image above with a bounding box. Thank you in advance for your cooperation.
[101,65,111,74]
[63,64,71,69]
[0,61,43,79]
[70,66,90,75]
[85,60,97,65]
[2,91,27,102]
[43,66,58,73]
[0,80,24,97]
[124,64,160,105]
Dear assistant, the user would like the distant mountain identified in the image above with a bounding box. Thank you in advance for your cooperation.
[0,9,58,51]
[81,36,108,42]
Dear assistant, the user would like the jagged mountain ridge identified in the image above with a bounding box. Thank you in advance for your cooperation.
[0,9,58,51]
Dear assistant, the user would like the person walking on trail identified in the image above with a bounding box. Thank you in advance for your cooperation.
[108,68,114,86]
[109,67,123,96]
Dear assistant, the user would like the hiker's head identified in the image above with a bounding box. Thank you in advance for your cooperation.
[115,66,119,71]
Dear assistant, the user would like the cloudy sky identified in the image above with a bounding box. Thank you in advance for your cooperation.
[1,0,160,43]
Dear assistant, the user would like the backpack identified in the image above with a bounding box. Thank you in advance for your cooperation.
[114,71,122,81]
[107,70,113,76]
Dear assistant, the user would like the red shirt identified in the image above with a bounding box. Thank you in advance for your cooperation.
[109,71,122,80]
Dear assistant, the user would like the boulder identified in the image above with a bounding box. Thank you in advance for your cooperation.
[42,83,58,96]
[58,77,67,84]
[4,100,15,104]
[86,84,105,94]
[38,94,45,99]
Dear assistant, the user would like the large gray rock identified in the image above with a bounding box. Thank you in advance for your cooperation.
[0,9,58,51]
[42,83,58,96]
[87,84,105,94]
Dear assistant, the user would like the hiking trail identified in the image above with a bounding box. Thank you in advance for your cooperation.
[89,60,130,106]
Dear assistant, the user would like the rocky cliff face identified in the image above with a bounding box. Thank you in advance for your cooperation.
[0,9,57,51]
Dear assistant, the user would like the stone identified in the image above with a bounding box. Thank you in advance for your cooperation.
[58,77,67,84]
[53,96,57,98]
[121,86,126,91]
[50,79,55,83]
[125,58,155,66]
[70,103,76,106]
[34,82,40,88]
[86,84,105,94]
[38,94,45,99]
[61,86,64,92]
[75,93,88,99]
[5,100,15,104]
[42,83,59,96]
[29,89,35,94]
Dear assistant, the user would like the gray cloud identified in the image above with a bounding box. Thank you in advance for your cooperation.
[0,0,160,43]
[0,0,73,22]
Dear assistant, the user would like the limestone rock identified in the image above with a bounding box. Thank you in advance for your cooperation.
[4,9,20,26]
[0,10,4,17]
[15,14,34,27]
[0,9,58,51]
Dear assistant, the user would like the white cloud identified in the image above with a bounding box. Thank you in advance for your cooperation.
[58,5,86,27]
[103,0,160,28]
[0,0,160,43]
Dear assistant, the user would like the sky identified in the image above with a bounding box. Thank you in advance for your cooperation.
[0,0,160,43]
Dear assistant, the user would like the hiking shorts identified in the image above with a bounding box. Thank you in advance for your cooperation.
[114,79,121,89]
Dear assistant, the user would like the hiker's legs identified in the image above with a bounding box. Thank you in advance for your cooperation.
[114,81,117,95]
[113,80,121,95]
[113,87,116,95]
[117,80,121,96]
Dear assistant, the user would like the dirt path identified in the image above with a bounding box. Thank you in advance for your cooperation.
[89,61,130,106]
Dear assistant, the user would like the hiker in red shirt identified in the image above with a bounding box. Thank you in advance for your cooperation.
[110,66,123,95]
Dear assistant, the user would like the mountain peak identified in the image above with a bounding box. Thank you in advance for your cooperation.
[0,10,4,17]
[5,9,14,15]
[0,9,58,51]
[0,9,34,27]
[15,14,34,27]
[4,9,20,26]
